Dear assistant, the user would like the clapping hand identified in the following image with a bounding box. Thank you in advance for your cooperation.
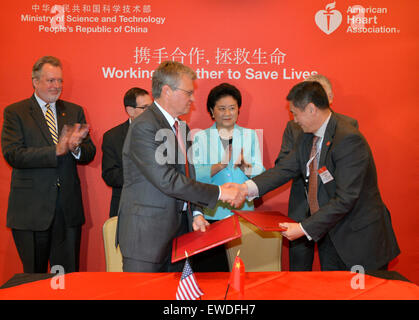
[56,124,72,156]
[56,123,90,156]
[68,123,90,153]
[234,149,252,176]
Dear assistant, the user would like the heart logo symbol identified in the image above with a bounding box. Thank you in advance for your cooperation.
[315,2,342,35]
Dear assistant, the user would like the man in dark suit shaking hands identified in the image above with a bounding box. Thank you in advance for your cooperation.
[276,74,359,271]
[1,56,96,273]
[102,87,152,217]
[116,61,244,272]
[238,81,400,271]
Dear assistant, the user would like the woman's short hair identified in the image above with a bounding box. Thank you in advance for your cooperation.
[206,83,242,117]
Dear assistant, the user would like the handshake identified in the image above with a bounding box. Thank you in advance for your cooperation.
[219,182,249,208]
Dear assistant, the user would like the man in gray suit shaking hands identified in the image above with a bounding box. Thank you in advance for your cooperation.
[116,61,243,272]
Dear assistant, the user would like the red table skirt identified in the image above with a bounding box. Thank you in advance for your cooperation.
[0,271,418,300]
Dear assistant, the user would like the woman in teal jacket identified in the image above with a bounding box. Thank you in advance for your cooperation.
[192,83,265,271]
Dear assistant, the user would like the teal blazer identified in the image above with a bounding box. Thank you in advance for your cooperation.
[192,123,265,220]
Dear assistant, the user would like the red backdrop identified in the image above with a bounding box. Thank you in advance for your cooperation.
[1,0,418,285]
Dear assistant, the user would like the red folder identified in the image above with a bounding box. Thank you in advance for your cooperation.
[232,210,296,232]
[171,215,242,263]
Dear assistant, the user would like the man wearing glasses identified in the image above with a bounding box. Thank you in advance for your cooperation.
[1,56,96,273]
[116,61,244,272]
[102,87,152,217]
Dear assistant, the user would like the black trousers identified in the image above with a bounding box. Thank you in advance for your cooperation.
[289,235,315,271]
[317,234,348,271]
[289,233,348,271]
[11,188,81,274]
[289,234,348,271]
[290,233,389,271]
[191,219,230,272]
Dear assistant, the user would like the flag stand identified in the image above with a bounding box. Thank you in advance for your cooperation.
[224,285,230,300]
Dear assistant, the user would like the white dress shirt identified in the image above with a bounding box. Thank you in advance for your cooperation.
[34,93,81,159]
[154,101,216,216]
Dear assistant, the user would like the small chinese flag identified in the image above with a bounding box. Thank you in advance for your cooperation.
[229,255,245,296]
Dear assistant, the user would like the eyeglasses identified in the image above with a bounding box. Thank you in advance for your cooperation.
[135,104,150,110]
[46,78,63,85]
[174,87,194,97]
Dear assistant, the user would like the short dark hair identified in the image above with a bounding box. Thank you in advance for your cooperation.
[123,87,149,108]
[286,81,329,110]
[206,83,242,117]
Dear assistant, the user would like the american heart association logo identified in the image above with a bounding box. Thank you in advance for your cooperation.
[315,1,342,34]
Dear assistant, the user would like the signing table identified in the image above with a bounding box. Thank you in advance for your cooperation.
[0,271,418,300]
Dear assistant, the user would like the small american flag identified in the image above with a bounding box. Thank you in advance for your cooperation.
[176,258,204,300]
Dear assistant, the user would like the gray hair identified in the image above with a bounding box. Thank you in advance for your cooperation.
[32,56,62,80]
[305,74,332,93]
[151,61,196,99]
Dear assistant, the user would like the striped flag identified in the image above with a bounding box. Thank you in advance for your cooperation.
[176,258,203,300]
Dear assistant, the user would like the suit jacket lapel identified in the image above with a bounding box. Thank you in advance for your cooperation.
[29,95,54,145]
[300,133,313,177]
[176,119,190,176]
[56,100,70,140]
[150,103,172,131]
[55,100,68,135]
[319,114,337,168]
[122,120,130,138]
[150,103,186,174]
[184,121,196,179]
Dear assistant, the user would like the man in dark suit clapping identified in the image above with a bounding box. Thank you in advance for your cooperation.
[1,56,96,273]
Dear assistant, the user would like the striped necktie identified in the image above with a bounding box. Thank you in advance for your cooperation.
[45,103,59,144]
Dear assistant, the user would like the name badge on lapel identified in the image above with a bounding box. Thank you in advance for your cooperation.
[318,166,334,184]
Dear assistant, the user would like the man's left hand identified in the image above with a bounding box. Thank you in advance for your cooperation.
[279,222,305,241]
[193,215,210,232]
[68,123,90,153]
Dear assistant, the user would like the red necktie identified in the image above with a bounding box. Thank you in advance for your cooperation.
[174,121,191,214]
[308,136,320,215]
[173,120,189,177]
